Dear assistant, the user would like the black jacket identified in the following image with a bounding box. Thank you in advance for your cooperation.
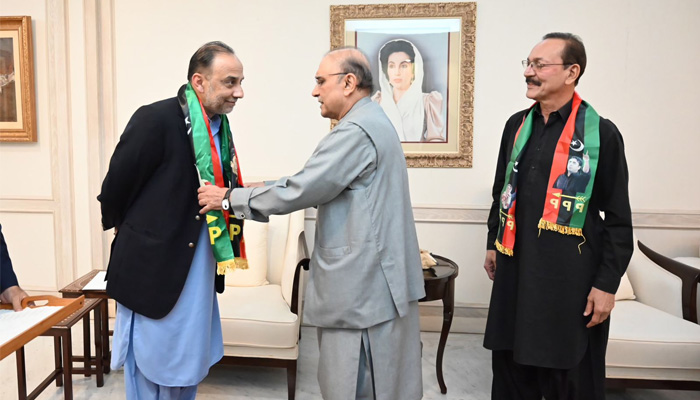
[98,97,224,319]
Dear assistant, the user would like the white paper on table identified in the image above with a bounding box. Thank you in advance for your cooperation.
[82,271,107,291]
[0,306,63,346]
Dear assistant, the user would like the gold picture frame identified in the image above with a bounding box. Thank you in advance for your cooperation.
[330,3,476,168]
[0,16,37,143]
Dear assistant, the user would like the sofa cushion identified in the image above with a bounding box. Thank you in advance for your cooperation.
[225,220,268,287]
[217,284,299,349]
[608,300,700,371]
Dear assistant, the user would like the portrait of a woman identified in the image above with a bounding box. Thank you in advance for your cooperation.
[371,39,445,142]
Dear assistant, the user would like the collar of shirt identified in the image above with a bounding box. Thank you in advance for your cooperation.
[533,98,574,123]
[209,115,222,137]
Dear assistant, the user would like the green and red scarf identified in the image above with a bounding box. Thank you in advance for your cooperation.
[495,92,600,256]
[178,83,247,274]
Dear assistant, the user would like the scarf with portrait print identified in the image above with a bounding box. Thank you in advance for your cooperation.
[495,92,600,256]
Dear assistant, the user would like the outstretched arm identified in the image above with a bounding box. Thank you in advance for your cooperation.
[198,122,377,221]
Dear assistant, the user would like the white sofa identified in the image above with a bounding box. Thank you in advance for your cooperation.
[606,240,700,390]
[216,210,308,400]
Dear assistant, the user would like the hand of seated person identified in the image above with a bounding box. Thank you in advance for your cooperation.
[0,285,30,312]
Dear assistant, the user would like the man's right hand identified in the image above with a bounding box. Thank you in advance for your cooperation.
[484,250,497,280]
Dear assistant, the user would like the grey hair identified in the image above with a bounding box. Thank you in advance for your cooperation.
[327,47,374,92]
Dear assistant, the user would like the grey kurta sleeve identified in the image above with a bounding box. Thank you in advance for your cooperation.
[230,122,377,221]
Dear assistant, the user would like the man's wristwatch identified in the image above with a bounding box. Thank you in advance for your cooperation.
[222,188,233,211]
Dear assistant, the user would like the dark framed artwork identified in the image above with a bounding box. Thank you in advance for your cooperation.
[0,16,36,142]
[331,3,476,167]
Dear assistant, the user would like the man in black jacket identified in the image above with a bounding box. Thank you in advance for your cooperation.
[0,224,30,311]
[98,41,245,399]
[483,33,633,399]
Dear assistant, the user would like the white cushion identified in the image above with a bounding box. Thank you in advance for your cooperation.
[225,220,268,287]
[614,272,635,301]
[217,284,299,349]
[608,300,700,371]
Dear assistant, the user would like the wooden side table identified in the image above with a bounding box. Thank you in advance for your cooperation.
[419,254,459,395]
[15,298,103,400]
[59,269,111,373]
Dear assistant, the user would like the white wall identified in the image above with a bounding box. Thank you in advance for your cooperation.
[1,0,699,308]
[113,0,700,305]
[112,0,700,211]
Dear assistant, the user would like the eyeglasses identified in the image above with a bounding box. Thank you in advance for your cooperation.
[522,60,572,71]
[315,72,349,86]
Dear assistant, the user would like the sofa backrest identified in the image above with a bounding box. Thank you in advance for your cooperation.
[626,239,684,318]
[224,210,305,298]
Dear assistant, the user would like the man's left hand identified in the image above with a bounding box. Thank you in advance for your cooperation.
[197,185,228,214]
[583,287,615,328]
[0,285,30,312]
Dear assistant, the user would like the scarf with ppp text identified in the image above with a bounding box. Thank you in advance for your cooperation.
[177,83,247,273]
[495,92,600,256]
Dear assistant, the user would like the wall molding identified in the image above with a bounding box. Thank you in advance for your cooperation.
[46,0,76,289]
[300,303,489,334]
[305,206,700,230]
[419,303,487,334]
[84,0,117,271]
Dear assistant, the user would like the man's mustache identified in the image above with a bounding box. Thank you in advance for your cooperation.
[526,78,542,86]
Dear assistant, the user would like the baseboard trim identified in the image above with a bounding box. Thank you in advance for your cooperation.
[300,303,488,334]
[305,207,700,229]
[419,303,487,334]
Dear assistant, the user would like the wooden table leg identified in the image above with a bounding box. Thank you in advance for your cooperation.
[16,347,27,400]
[93,302,104,387]
[436,278,455,394]
[82,314,91,377]
[54,335,64,386]
[61,331,73,400]
[100,298,110,373]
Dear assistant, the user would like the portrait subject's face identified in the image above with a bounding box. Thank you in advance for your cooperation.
[200,53,244,116]
[567,158,581,174]
[387,51,414,91]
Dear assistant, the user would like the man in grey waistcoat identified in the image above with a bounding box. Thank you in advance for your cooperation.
[197,48,425,400]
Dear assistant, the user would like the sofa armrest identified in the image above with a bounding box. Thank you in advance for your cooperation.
[290,231,310,316]
[638,240,700,323]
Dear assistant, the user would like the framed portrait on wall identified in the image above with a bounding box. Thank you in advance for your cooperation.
[0,16,36,143]
[331,3,476,168]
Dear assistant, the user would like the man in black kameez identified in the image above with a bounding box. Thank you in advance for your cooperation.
[483,33,633,399]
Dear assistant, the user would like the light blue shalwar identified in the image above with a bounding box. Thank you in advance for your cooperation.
[111,116,225,400]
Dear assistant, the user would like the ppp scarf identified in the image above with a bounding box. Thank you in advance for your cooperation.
[495,92,600,256]
[177,83,247,273]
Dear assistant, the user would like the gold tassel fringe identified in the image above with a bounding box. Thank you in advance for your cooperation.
[495,240,514,256]
[537,219,582,237]
[216,257,249,275]
[234,257,248,270]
